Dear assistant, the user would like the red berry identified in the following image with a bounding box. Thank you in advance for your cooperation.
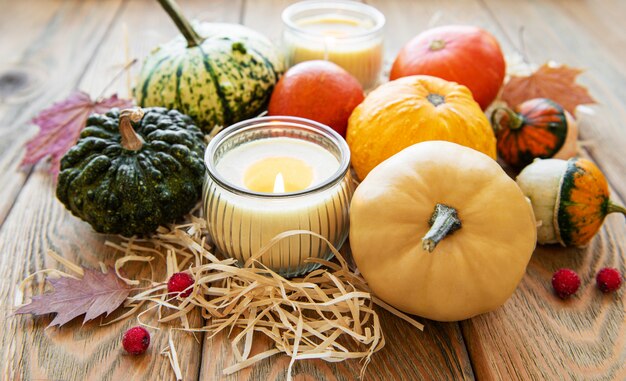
[596,268,622,293]
[551,268,580,299]
[167,272,194,297]
[122,326,150,355]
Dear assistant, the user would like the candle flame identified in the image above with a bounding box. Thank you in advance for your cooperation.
[273,172,285,193]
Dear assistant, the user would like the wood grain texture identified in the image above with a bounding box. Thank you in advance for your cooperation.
[0,0,239,380]
[460,0,626,379]
[461,219,626,380]
[0,0,124,225]
[243,0,305,43]
[200,307,473,381]
[0,171,204,381]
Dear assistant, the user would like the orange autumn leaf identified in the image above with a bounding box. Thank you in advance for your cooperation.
[501,64,596,114]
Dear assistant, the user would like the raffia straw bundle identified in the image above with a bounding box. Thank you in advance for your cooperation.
[106,211,423,379]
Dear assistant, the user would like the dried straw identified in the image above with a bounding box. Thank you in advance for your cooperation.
[108,211,424,379]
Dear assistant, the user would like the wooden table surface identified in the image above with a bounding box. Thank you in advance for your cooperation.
[1,0,625,380]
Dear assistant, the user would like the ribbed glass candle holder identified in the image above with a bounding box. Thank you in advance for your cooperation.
[203,116,353,277]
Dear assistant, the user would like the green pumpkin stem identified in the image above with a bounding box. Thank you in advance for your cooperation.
[119,108,145,151]
[157,0,204,48]
[607,201,626,217]
[422,204,462,252]
[491,107,524,132]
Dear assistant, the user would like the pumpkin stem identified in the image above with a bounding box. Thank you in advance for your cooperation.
[422,204,462,253]
[119,108,145,151]
[491,107,524,131]
[157,0,204,48]
[607,201,626,217]
[427,94,445,107]
[429,39,446,51]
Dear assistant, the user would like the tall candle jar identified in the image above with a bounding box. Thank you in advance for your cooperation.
[203,116,354,277]
[282,0,385,90]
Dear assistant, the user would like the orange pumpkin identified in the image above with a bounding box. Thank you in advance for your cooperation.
[390,25,505,110]
[268,60,364,137]
[491,98,578,167]
[346,75,497,180]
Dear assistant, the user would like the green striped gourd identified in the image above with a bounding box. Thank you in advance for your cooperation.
[135,0,284,133]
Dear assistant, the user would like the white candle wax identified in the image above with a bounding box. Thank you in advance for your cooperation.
[282,1,385,89]
[204,136,353,276]
[216,137,339,193]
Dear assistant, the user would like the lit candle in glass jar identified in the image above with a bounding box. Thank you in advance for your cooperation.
[282,0,385,90]
[203,117,353,277]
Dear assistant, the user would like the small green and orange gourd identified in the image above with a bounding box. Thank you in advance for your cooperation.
[517,157,626,246]
[491,98,578,167]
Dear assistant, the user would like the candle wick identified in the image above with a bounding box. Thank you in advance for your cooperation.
[273,172,286,193]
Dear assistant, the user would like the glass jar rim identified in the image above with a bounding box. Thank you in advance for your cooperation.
[205,116,351,199]
[282,0,385,42]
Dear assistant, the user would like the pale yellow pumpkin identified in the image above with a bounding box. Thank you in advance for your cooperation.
[349,141,537,321]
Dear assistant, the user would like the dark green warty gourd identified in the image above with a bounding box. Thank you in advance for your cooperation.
[56,107,206,236]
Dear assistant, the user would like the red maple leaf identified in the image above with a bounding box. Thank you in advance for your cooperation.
[501,64,596,114]
[14,266,131,327]
[21,91,134,176]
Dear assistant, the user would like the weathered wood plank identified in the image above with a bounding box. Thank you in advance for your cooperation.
[242,0,301,43]
[462,206,626,380]
[200,308,473,381]
[1,0,240,380]
[0,170,202,381]
[0,0,64,114]
[0,0,125,226]
[461,0,626,379]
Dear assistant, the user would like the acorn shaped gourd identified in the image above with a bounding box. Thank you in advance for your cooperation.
[516,157,626,246]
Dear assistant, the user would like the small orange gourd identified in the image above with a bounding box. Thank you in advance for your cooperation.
[517,157,626,246]
[491,98,578,167]
[346,75,497,180]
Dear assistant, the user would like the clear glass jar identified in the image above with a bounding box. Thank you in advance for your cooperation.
[282,0,385,90]
[203,116,353,277]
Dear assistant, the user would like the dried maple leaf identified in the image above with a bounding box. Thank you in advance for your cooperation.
[501,63,596,114]
[22,91,134,176]
[15,266,131,327]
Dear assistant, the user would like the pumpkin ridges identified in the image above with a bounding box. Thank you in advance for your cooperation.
[517,127,562,157]
[557,158,610,246]
[493,98,569,167]
[138,56,170,108]
[199,47,232,125]
[391,26,505,109]
[135,22,283,133]
[347,75,496,180]
[57,108,206,236]
[350,141,536,321]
